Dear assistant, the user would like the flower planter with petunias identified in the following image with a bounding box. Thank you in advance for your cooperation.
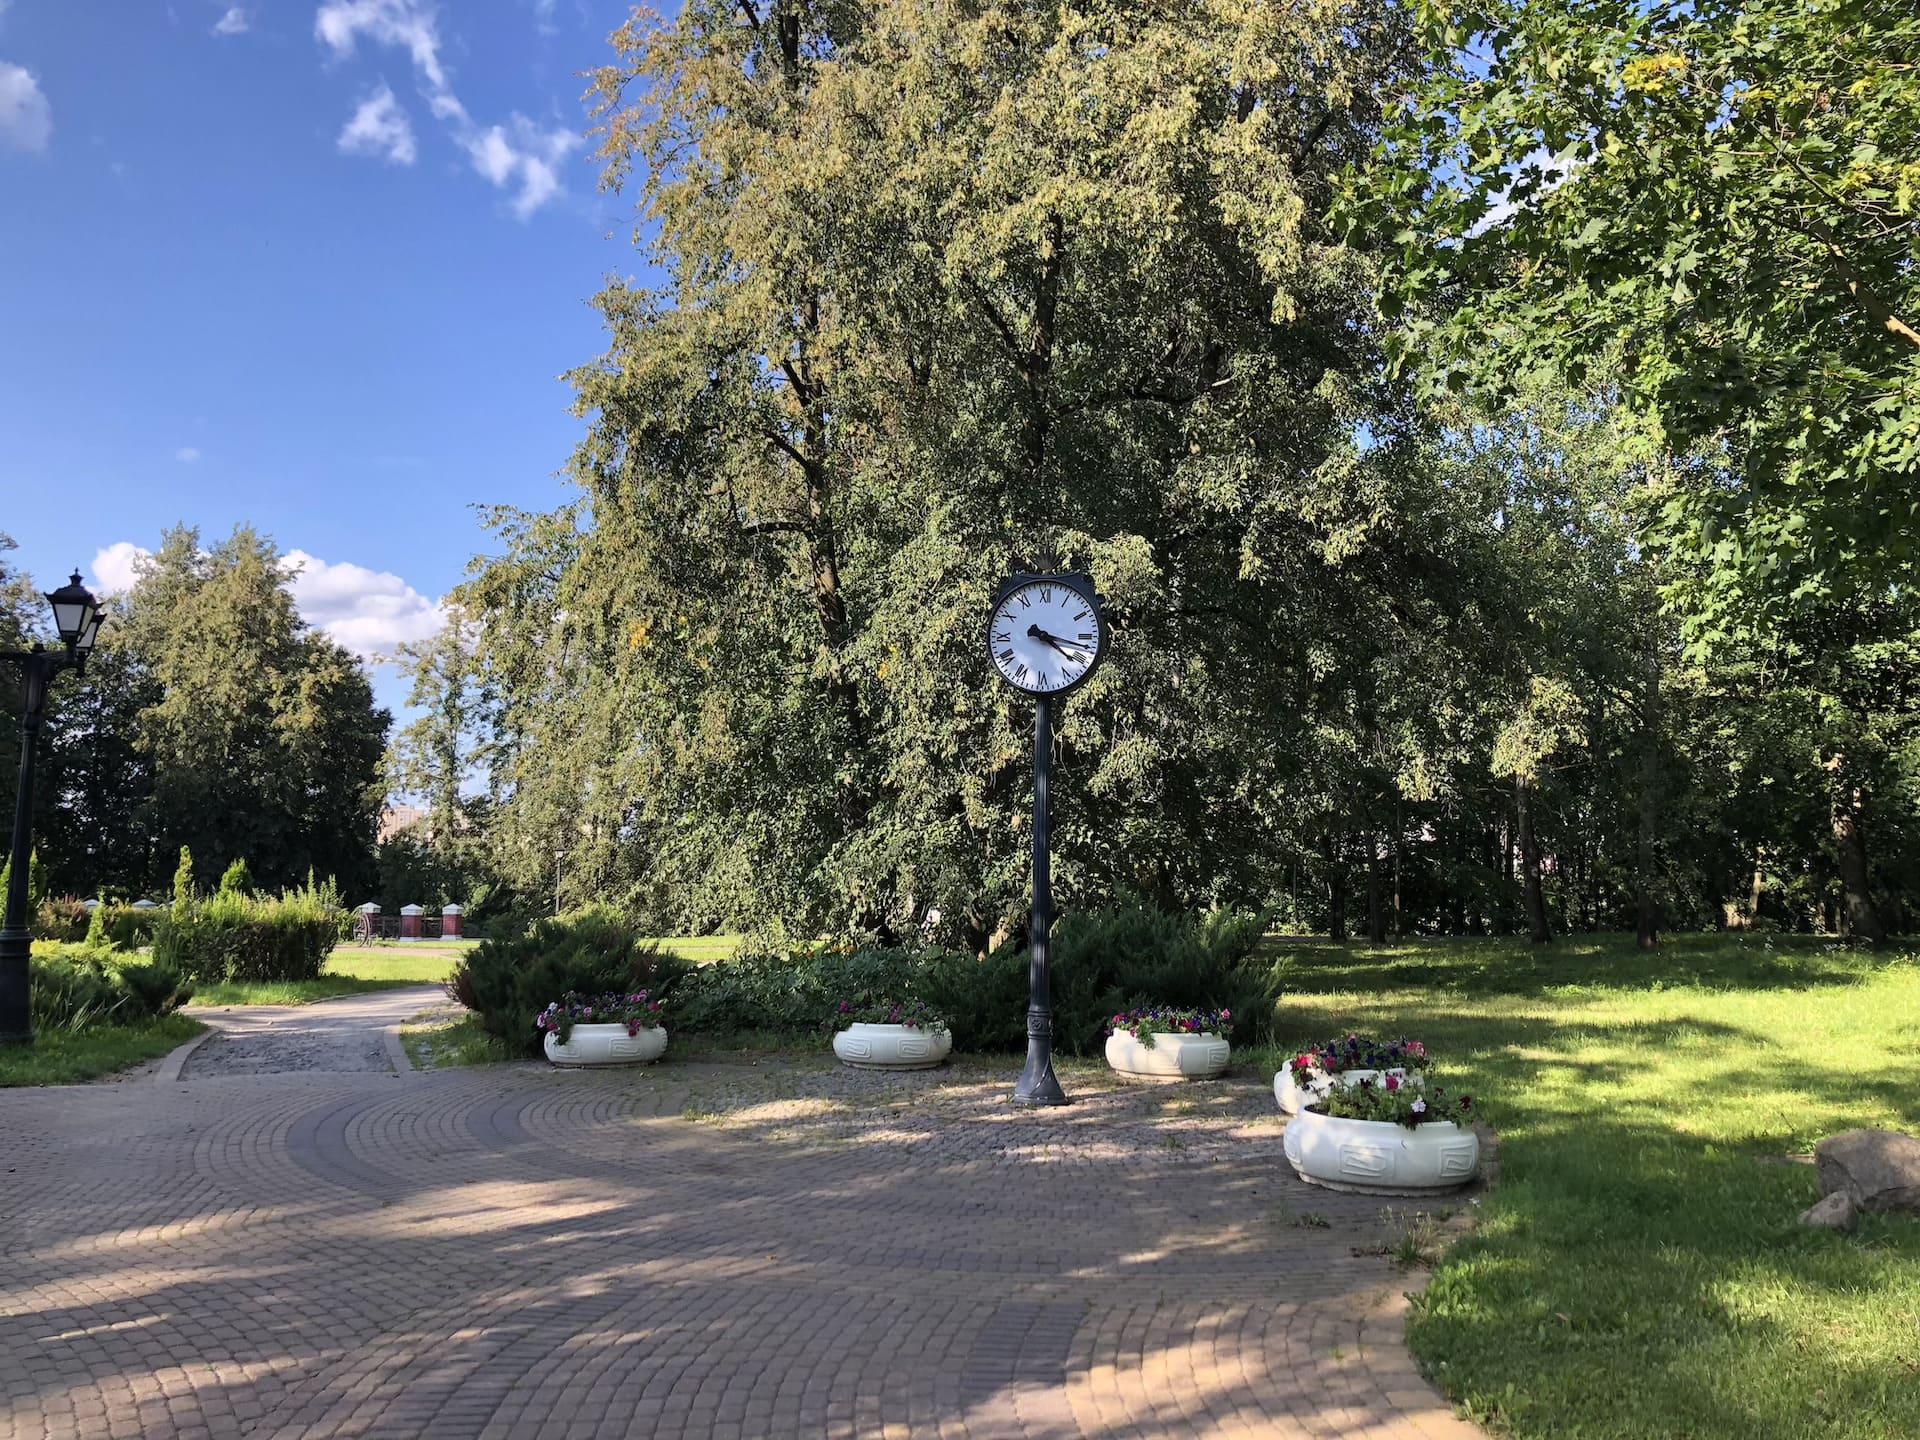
[1274,1033,1428,1114]
[1283,1073,1481,1194]
[1103,1005,1232,1080]
[538,990,669,1067]
[827,998,953,1070]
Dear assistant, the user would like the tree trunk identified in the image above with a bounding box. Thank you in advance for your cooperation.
[1494,820,1515,935]
[1366,835,1386,944]
[1325,835,1348,942]
[1516,776,1550,944]
[1828,761,1886,943]
[1391,804,1404,937]
[1635,660,1661,951]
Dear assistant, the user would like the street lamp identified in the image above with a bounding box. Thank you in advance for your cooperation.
[1,569,102,1045]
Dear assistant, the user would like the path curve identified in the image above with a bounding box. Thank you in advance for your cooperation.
[181,985,441,1078]
[1,995,1481,1440]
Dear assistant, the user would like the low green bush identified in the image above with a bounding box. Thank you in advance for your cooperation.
[30,944,194,1031]
[34,896,90,943]
[449,908,693,1058]
[1047,903,1275,1052]
[670,902,1274,1055]
[154,885,343,983]
[102,905,164,950]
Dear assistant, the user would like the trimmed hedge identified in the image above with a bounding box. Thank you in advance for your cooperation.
[449,908,693,1058]
[31,944,195,1031]
[154,889,342,983]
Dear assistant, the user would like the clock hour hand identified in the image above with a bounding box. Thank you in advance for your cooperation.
[1028,625,1091,662]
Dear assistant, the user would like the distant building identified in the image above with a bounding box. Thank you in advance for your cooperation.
[378,804,428,842]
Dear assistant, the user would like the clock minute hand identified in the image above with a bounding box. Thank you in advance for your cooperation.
[1028,625,1090,661]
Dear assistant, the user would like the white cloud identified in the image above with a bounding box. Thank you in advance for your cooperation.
[90,540,446,660]
[461,115,579,219]
[314,0,577,216]
[0,61,52,154]
[212,7,250,36]
[282,549,445,660]
[175,446,203,463]
[315,0,449,94]
[337,82,415,165]
[91,543,152,596]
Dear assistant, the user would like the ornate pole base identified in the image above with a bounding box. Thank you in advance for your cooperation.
[1011,1014,1069,1106]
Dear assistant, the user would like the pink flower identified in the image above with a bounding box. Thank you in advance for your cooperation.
[1385,1075,1401,1092]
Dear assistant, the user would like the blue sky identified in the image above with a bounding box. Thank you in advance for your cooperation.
[0,0,661,714]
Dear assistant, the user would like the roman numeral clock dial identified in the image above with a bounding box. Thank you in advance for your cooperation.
[987,575,1107,696]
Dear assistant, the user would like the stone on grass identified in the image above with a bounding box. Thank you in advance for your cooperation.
[1814,1129,1920,1215]
[1798,1191,1858,1232]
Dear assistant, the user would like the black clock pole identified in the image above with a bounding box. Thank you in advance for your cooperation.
[1013,693,1068,1106]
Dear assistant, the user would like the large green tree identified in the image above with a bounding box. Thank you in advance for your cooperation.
[1364,0,1920,636]
[462,0,1464,946]
[109,526,391,896]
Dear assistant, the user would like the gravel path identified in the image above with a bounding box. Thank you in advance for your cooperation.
[181,985,440,1078]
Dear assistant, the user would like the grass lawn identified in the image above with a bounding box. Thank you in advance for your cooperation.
[189,935,738,1007]
[399,1011,508,1069]
[0,1013,205,1087]
[1244,932,1920,1440]
[187,943,469,1006]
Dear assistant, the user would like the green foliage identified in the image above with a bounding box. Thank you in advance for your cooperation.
[84,900,108,948]
[154,883,343,984]
[458,0,1440,942]
[96,526,389,899]
[1047,904,1275,1053]
[217,858,253,896]
[33,895,89,943]
[670,902,1273,1055]
[1363,0,1920,636]
[448,908,692,1058]
[0,1014,203,1088]
[29,944,193,1032]
[2,849,50,916]
[1311,1075,1476,1129]
[101,905,162,950]
[171,846,194,918]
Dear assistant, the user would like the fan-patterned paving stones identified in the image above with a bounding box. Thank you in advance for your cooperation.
[0,1019,1482,1439]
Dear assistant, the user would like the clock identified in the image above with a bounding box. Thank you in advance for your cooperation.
[987,573,1106,696]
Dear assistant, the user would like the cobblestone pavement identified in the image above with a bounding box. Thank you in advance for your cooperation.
[1,1003,1483,1440]
[181,988,439,1078]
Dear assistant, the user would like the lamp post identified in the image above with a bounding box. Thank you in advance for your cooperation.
[1,570,103,1045]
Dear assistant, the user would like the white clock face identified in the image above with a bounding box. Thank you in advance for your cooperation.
[989,580,1102,694]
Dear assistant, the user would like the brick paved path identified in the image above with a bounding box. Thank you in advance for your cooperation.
[0,1003,1482,1440]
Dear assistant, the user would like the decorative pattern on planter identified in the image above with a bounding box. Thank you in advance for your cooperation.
[831,1023,953,1071]
[1104,1031,1231,1081]
[1274,1066,1422,1115]
[543,1023,669,1068]
[1283,1106,1479,1194]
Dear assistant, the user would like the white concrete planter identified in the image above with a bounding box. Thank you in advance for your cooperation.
[831,1023,952,1070]
[1274,1066,1423,1115]
[1283,1105,1479,1194]
[1104,1030,1231,1081]
[543,1023,668,1068]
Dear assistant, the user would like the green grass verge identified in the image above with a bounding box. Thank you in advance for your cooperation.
[1245,932,1920,1440]
[399,1012,509,1069]
[0,1013,205,1087]
[190,935,736,1008]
